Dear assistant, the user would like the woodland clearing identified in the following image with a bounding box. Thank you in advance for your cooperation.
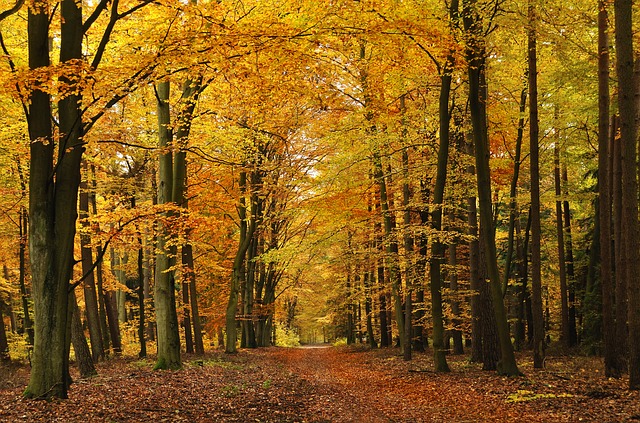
[1,346,638,422]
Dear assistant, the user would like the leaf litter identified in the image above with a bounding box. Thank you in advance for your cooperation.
[1,346,639,422]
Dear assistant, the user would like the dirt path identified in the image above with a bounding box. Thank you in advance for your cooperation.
[258,346,515,423]
[262,346,393,422]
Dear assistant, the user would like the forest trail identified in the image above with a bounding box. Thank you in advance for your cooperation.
[1,346,640,422]
[262,346,393,422]
[259,346,514,423]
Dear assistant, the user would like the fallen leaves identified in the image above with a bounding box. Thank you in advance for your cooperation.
[1,347,639,422]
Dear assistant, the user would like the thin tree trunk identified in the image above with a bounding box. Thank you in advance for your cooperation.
[463,0,521,376]
[562,163,578,346]
[137,230,147,358]
[502,87,527,296]
[226,171,255,353]
[15,160,33,347]
[449,241,463,354]
[554,141,570,345]
[613,114,626,370]
[89,167,111,352]
[467,141,483,363]
[401,98,413,360]
[79,162,104,362]
[528,0,545,369]
[0,304,9,361]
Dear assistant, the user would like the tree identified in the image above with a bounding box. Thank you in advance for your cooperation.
[614,0,640,389]
[598,0,618,378]
[22,0,154,398]
[462,0,521,376]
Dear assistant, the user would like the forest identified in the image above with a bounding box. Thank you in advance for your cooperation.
[0,0,640,420]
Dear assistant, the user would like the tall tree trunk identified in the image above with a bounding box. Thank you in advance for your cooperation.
[16,160,33,347]
[25,0,85,397]
[613,115,626,370]
[614,0,640,389]
[466,141,483,363]
[154,81,181,369]
[429,20,456,370]
[528,0,545,369]
[401,94,414,360]
[137,230,147,358]
[502,87,527,295]
[226,171,255,353]
[599,1,617,370]
[554,141,570,345]
[364,270,377,348]
[562,163,578,346]
[18,204,33,347]
[463,0,521,376]
[79,162,104,362]
[377,254,390,347]
[373,153,404,353]
[448,241,463,355]
[90,168,112,353]
[184,240,204,354]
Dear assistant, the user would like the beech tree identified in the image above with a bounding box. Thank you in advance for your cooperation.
[19,0,154,398]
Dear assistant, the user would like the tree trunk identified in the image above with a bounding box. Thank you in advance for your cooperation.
[468,192,483,363]
[401,109,413,360]
[614,0,640,389]
[463,0,521,376]
[226,171,255,353]
[16,161,33,347]
[364,270,377,348]
[137,231,147,358]
[377,256,390,348]
[79,162,104,362]
[70,291,96,379]
[429,26,456,371]
[373,153,404,354]
[502,87,527,295]
[25,0,85,397]
[562,163,578,346]
[554,142,570,345]
[613,114,627,370]
[449,242,463,355]
[514,210,531,351]
[89,168,112,353]
[154,81,181,369]
[528,0,545,369]
[0,305,9,361]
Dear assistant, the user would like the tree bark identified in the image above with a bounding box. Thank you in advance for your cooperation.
[0,304,9,361]
[463,0,521,376]
[502,87,527,295]
[429,22,456,370]
[25,0,85,397]
[79,162,104,362]
[154,81,181,369]
[614,0,640,389]
[528,0,545,369]
[562,163,578,346]
[554,141,570,345]
[70,291,96,379]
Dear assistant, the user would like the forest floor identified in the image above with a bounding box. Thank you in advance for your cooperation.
[1,345,639,422]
